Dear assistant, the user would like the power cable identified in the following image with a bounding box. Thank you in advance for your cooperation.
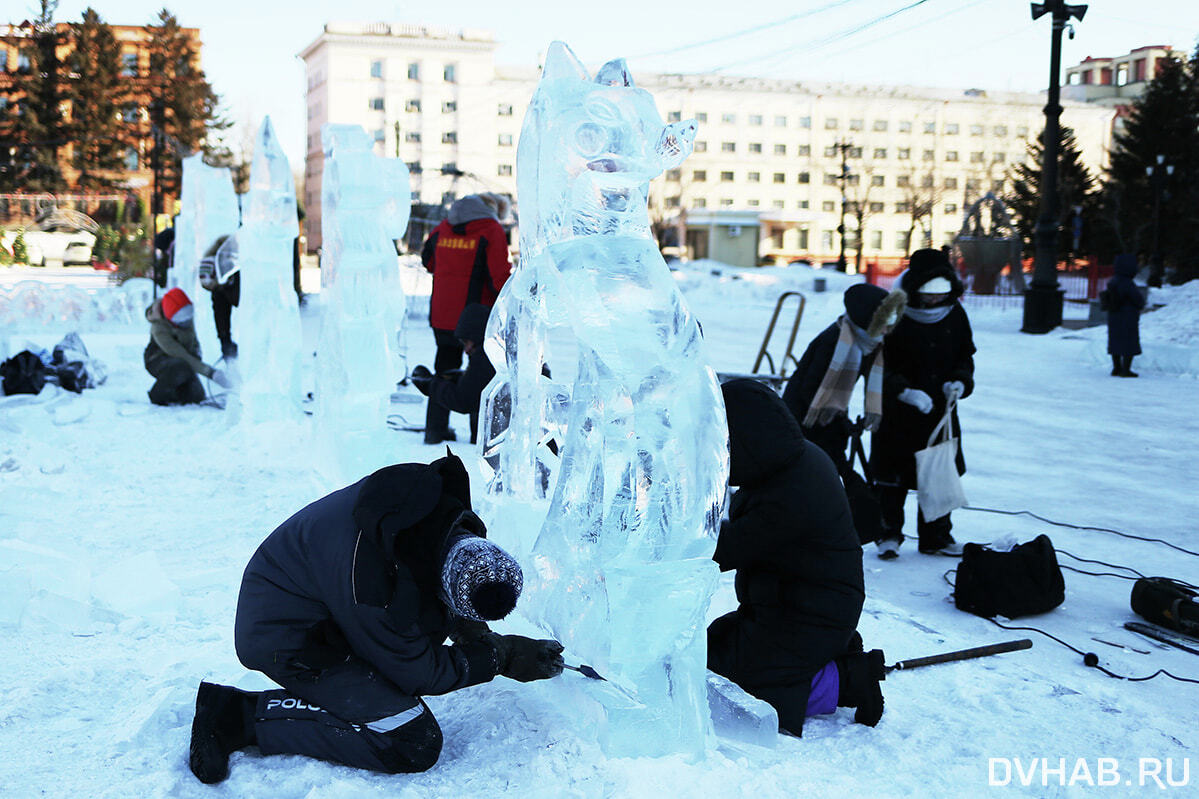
[812,0,986,61]
[962,505,1199,558]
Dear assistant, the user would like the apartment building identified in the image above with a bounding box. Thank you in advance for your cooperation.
[1063,45,1181,108]
[299,22,1115,262]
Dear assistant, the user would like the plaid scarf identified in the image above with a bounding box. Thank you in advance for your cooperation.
[803,316,884,427]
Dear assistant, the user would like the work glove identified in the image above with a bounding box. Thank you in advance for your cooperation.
[211,369,232,389]
[410,365,433,396]
[815,406,846,427]
[484,633,565,682]
[897,388,933,414]
[448,617,491,645]
[942,381,965,402]
[862,412,883,433]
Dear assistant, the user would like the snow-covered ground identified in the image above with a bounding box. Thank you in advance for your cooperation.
[2,261,1197,798]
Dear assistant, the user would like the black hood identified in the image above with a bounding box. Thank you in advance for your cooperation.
[901,248,964,306]
[1114,254,1138,278]
[455,303,491,344]
[721,378,805,487]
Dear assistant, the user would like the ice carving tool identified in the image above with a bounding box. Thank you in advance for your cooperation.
[886,639,1033,673]
[564,663,606,680]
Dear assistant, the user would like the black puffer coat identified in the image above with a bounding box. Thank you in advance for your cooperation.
[1106,256,1145,357]
[870,259,976,490]
[234,453,499,697]
[709,379,864,706]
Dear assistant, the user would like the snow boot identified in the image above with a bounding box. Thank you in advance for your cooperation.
[876,538,900,560]
[189,682,258,784]
[836,649,886,727]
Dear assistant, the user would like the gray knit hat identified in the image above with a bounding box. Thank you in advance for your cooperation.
[439,529,523,622]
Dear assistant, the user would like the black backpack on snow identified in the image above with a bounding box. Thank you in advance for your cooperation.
[953,534,1065,618]
[1,350,47,396]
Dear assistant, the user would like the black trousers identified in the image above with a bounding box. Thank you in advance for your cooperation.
[877,483,953,550]
[254,657,442,774]
[433,328,464,375]
[211,274,240,358]
[148,358,205,405]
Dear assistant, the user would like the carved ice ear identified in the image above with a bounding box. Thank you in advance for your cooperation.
[542,41,589,81]
[656,120,697,169]
[594,58,635,87]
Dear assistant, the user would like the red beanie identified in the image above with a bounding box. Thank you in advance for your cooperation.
[161,288,194,324]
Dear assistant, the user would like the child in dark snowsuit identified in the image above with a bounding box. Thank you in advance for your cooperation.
[1105,254,1146,377]
[707,378,885,736]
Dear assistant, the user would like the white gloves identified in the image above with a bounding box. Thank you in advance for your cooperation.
[862,412,883,432]
[898,388,933,414]
[942,381,965,401]
[211,369,232,389]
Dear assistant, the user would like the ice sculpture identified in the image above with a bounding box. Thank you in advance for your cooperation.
[314,124,410,485]
[237,117,303,422]
[481,42,728,758]
[174,155,239,357]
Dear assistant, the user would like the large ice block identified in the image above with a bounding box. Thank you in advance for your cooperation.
[237,117,304,422]
[707,671,779,749]
[314,124,411,485]
[481,42,727,759]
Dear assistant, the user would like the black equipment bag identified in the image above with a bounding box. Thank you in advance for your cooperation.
[1131,577,1199,636]
[1,350,47,396]
[845,422,884,545]
[954,534,1065,618]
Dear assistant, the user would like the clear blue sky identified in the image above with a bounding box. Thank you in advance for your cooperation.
[31,0,1199,169]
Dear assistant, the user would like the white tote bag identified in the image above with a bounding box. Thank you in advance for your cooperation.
[914,399,967,520]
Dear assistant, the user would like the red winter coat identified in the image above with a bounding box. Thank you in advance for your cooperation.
[421,217,511,331]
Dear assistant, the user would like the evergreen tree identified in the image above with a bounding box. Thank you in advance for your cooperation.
[3,1,67,193]
[143,9,227,210]
[67,8,127,190]
[1005,127,1098,261]
[1102,53,1199,282]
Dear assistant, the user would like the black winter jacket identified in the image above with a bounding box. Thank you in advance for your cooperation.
[713,379,865,689]
[234,454,500,697]
[1106,258,1145,357]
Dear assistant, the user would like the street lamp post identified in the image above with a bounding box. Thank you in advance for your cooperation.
[1022,0,1087,334]
[1147,154,1173,287]
[835,139,853,272]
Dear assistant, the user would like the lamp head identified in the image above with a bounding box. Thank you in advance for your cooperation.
[1030,2,1048,20]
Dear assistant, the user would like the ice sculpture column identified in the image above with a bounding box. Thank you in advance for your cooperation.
[486,42,729,759]
[174,155,239,358]
[313,124,410,485]
[237,117,303,422]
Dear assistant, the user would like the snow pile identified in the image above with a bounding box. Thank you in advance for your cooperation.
[1143,279,1199,347]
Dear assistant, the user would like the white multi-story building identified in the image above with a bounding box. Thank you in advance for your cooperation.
[299,22,1115,263]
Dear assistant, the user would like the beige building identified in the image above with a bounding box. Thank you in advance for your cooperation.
[299,22,1115,264]
[1063,45,1182,108]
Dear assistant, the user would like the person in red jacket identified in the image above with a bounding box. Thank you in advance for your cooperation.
[421,194,512,438]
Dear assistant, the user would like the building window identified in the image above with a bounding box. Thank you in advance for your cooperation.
[408,62,420,80]
[667,110,681,122]
[721,112,736,124]
[720,170,734,182]
[849,119,864,131]
[406,131,422,143]
[406,161,421,173]
[824,173,839,186]
[822,200,836,212]
[694,141,707,153]
[869,201,884,213]
[945,151,958,162]
[970,151,984,163]
[798,200,810,210]
[897,174,912,187]
[498,103,513,116]
[797,171,810,184]
[873,120,888,132]
[498,133,512,146]
[370,97,385,111]
[849,146,863,158]
[720,198,734,207]
[945,203,958,214]
[822,230,835,250]
[748,142,762,153]
[899,120,912,133]
[799,116,812,129]
[994,125,1008,137]
[824,118,839,130]
[1016,126,1029,137]
[991,179,1004,191]
[665,168,681,180]
[695,112,708,123]
[693,198,707,208]
[946,123,960,135]
[773,172,786,184]
[442,131,458,144]
[970,124,984,136]
[121,52,138,77]
[747,199,760,207]
[922,149,935,161]
[442,101,457,113]
[442,162,459,174]
[824,146,837,158]
[121,104,139,123]
[667,196,681,207]
[444,63,457,83]
[871,175,885,187]
[749,114,763,126]
[124,147,139,170]
[774,115,787,127]
[747,171,761,182]
[921,174,935,188]
[895,201,911,213]
[405,99,421,112]
[370,60,383,78]
[896,231,911,250]
[721,141,736,153]
[992,152,1006,163]
[693,170,707,182]
[966,178,982,191]
[923,122,936,134]
[944,177,958,189]
[775,144,787,156]
[797,144,810,156]
[898,148,911,160]
[873,148,887,159]
[497,164,513,176]
[0,50,6,71]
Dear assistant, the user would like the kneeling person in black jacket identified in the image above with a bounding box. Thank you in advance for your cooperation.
[708,378,886,735]
[188,452,563,784]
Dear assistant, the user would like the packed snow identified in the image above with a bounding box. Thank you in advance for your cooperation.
[1,260,1197,797]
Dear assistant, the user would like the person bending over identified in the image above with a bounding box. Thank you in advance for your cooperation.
[410,303,495,445]
[144,287,230,405]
